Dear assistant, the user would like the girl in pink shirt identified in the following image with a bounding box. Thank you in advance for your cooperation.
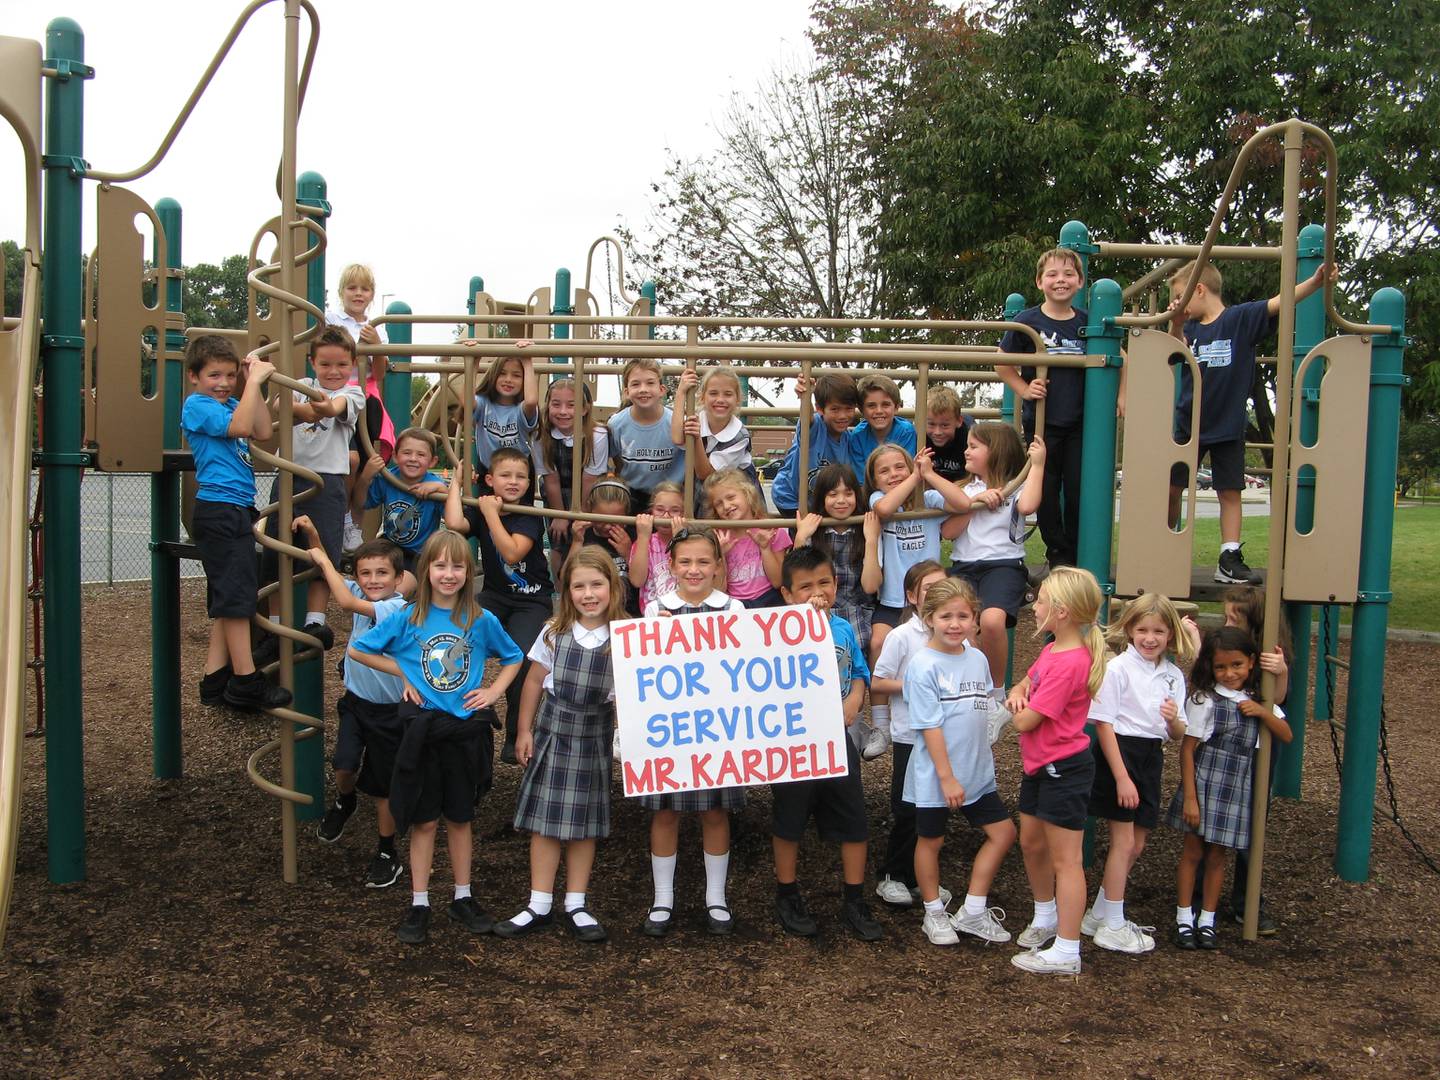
[1004,566,1107,976]
[705,468,790,608]
[628,481,687,612]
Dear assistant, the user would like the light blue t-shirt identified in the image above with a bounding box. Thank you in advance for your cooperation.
[352,603,523,718]
[771,415,849,512]
[847,416,917,484]
[607,407,685,492]
[182,394,255,506]
[870,488,946,607]
[831,612,871,687]
[364,468,447,554]
[473,396,538,468]
[343,581,408,704]
[902,645,996,808]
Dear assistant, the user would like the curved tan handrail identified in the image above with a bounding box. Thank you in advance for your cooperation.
[245,725,321,805]
[583,235,639,307]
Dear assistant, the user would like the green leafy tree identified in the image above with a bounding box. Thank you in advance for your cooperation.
[3,240,23,318]
[183,253,252,330]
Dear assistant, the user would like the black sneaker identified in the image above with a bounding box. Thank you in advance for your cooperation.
[397,904,431,943]
[775,891,818,937]
[303,622,335,650]
[1215,545,1262,585]
[251,633,281,669]
[222,672,293,712]
[317,795,357,843]
[199,666,232,706]
[1229,906,1278,936]
[447,896,495,934]
[365,849,403,889]
[839,898,884,941]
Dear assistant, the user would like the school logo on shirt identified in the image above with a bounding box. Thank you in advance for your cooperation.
[620,440,677,472]
[237,439,252,469]
[384,498,424,546]
[480,416,523,450]
[887,519,932,554]
[834,639,854,684]
[1194,340,1234,368]
[423,634,471,693]
[1040,331,1083,355]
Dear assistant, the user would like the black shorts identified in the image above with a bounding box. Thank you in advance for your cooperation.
[193,499,259,619]
[872,604,905,629]
[348,394,386,455]
[262,472,346,580]
[949,559,1027,624]
[336,691,403,797]
[771,738,868,843]
[914,790,1011,838]
[1170,437,1246,492]
[741,587,784,610]
[403,707,493,826]
[1018,747,1096,831]
[1089,734,1163,829]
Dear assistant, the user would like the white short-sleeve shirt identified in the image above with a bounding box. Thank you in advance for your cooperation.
[643,590,745,617]
[532,427,609,479]
[951,477,1026,563]
[526,623,613,699]
[871,614,931,744]
[1184,686,1283,747]
[1088,645,1187,740]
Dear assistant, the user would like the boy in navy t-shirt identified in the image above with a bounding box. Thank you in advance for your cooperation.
[181,335,291,712]
[1165,260,1332,584]
[997,248,1087,571]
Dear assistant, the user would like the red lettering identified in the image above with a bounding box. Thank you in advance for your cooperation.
[715,750,744,786]
[741,748,764,784]
[613,622,636,660]
[779,609,805,645]
[827,740,844,777]
[716,614,741,649]
[639,620,661,656]
[655,756,680,791]
[691,753,715,788]
[664,618,694,655]
[623,758,656,794]
[788,743,810,781]
[766,746,789,783]
[692,617,714,652]
[751,610,779,647]
[806,605,828,643]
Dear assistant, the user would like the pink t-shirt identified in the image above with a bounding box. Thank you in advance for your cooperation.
[724,528,793,601]
[1018,642,1095,774]
[633,531,678,613]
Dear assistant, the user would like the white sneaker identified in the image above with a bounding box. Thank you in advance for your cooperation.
[985,696,1013,746]
[1080,910,1102,937]
[1011,947,1081,975]
[342,521,364,554]
[951,906,1010,944]
[922,909,959,946]
[909,884,954,909]
[861,727,891,761]
[875,877,916,908]
[1016,921,1057,948]
[612,730,622,763]
[1093,920,1156,954]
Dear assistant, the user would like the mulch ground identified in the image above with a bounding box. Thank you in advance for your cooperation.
[2,580,1438,1078]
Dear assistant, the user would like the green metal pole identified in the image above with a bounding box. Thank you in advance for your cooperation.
[1314,604,1339,721]
[384,301,412,423]
[1059,219,1096,315]
[466,275,484,338]
[1275,223,1325,799]
[552,268,572,375]
[641,280,657,339]
[41,17,91,884]
[1334,287,1405,881]
[150,197,184,779]
[298,171,330,339]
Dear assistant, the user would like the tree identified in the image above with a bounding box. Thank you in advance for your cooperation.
[3,240,23,318]
[183,253,253,331]
[1397,416,1440,497]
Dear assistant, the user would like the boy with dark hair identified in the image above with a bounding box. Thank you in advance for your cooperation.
[769,545,882,941]
[923,385,974,485]
[1166,259,1332,584]
[182,335,292,711]
[771,372,860,516]
[354,426,448,574]
[997,247,1087,572]
[847,374,917,480]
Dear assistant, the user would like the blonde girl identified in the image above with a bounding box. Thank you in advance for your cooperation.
[1083,593,1195,955]
[1005,566,1107,975]
[639,527,746,936]
[941,422,1047,687]
[348,530,524,946]
[534,377,609,569]
[867,444,973,665]
[629,480,687,612]
[706,467,791,608]
[672,364,756,489]
[495,549,630,944]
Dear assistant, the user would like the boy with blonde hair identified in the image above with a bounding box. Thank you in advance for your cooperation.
[923,385,973,484]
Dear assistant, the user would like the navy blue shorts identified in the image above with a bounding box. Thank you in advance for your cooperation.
[193,500,259,619]
[1018,747,1096,831]
[914,790,1011,838]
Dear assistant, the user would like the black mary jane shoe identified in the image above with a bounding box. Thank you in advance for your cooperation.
[1195,923,1221,951]
[641,906,674,938]
[492,907,554,939]
[705,904,736,936]
[562,907,609,944]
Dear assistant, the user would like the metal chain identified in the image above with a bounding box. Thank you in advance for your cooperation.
[1322,612,1343,778]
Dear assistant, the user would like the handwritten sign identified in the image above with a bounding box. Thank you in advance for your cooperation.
[611,605,849,796]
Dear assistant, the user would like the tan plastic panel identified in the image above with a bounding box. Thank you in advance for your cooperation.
[0,36,42,253]
[572,287,596,342]
[93,185,171,471]
[1115,329,1202,598]
[1282,335,1370,603]
[626,295,652,340]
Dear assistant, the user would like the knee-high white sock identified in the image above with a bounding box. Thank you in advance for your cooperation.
[704,850,731,920]
[650,852,676,923]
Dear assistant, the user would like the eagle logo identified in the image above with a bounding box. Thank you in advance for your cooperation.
[422,634,470,693]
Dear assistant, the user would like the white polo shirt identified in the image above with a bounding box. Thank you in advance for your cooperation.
[1088,645,1187,740]
[871,613,932,744]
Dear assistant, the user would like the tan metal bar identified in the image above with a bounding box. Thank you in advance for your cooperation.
[682,328,698,514]
[569,350,585,518]
[392,360,1027,381]
[797,359,812,516]
[1098,242,1284,262]
[1120,259,1187,302]
[583,235,639,307]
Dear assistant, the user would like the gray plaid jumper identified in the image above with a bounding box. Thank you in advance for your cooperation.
[1165,695,1259,849]
[824,527,875,651]
[513,630,616,840]
[638,597,747,813]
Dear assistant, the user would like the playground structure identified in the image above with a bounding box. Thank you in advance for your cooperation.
[0,2,1410,950]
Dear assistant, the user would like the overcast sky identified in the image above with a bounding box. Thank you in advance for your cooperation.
[1,0,816,346]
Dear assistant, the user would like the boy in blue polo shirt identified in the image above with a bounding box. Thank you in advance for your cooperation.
[771,372,860,516]
[182,335,292,712]
[1166,260,1332,584]
[847,374,917,480]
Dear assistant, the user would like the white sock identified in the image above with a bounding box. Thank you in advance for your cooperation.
[454,883,471,901]
[1039,935,1081,962]
[1033,898,1058,928]
[1090,886,1108,917]
[344,511,355,527]
[1220,541,1241,554]
[413,890,429,908]
[1198,909,1216,929]
[650,852,676,923]
[1177,905,1194,926]
[923,896,944,916]
[1106,896,1126,931]
[704,850,731,919]
[305,611,327,627]
[963,893,987,917]
[565,891,597,928]
[507,889,551,928]
[870,704,891,736]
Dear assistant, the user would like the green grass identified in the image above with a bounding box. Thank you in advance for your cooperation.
[1008,503,1440,633]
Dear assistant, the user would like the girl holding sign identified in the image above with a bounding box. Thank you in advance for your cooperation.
[495,548,631,944]
[639,527,747,937]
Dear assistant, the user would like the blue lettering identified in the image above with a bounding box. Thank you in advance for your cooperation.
[719,657,743,693]
[672,710,692,746]
[799,653,822,688]
[785,700,806,736]
[646,712,669,748]
[757,703,780,739]
[693,708,716,744]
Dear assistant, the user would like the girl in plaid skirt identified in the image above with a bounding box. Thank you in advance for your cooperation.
[1166,626,1291,950]
[493,548,631,944]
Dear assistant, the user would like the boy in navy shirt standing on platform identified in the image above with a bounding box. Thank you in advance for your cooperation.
[997,248,1087,573]
[1165,260,1332,584]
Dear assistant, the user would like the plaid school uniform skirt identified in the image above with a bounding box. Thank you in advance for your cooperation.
[1165,697,1259,850]
[513,633,615,840]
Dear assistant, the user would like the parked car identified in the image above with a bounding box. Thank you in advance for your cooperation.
[1197,467,1213,490]
[758,457,784,480]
